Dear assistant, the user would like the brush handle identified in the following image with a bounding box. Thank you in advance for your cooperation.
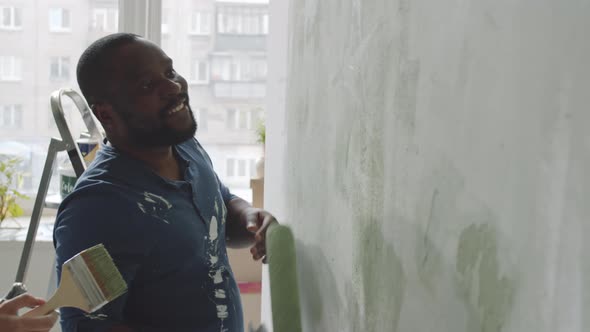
[24,297,59,317]
[24,266,89,317]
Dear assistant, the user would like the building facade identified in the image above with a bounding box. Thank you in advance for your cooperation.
[0,0,266,202]
[162,0,268,201]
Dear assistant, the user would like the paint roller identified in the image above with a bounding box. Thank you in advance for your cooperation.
[267,224,302,332]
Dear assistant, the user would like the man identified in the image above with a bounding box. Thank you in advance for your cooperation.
[53,33,276,331]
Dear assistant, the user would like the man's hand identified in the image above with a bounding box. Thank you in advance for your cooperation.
[226,197,279,259]
[242,207,278,262]
[0,294,59,332]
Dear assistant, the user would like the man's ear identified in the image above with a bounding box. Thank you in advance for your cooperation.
[92,102,116,131]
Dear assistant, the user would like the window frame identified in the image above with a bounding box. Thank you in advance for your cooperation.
[92,8,119,32]
[189,11,211,35]
[190,59,210,85]
[48,8,71,33]
[0,56,22,81]
[0,104,23,129]
[195,108,208,131]
[49,56,70,81]
[226,108,258,131]
[225,157,257,179]
[0,6,22,30]
[217,6,269,36]
[118,0,161,45]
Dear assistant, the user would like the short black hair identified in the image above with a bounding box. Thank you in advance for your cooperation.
[77,33,140,106]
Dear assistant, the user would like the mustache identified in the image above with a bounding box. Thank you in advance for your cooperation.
[160,93,190,116]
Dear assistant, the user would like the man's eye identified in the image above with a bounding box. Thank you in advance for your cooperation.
[165,69,176,78]
[141,80,153,90]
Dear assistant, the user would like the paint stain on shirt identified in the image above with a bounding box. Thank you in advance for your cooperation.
[205,211,231,329]
[209,216,219,241]
[136,192,173,224]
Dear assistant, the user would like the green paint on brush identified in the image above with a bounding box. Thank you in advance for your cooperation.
[267,224,302,332]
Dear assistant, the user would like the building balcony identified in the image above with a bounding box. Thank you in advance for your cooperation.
[214,33,267,52]
[211,80,266,99]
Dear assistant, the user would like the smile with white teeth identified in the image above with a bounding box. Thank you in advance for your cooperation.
[168,100,186,115]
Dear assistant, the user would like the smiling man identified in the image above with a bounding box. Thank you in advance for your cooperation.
[53,33,276,332]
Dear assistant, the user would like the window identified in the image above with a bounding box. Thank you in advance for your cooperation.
[226,159,235,177]
[226,108,259,130]
[162,0,267,202]
[226,108,236,129]
[237,160,246,177]
[0,105,23,129]
[1,7,22,30]
[212,57,237,81]
[249,159,256,177]
[189,11,211,35]
[217,8,242,34]
[0,1,120,198]
[262,14,269,34]
[49,8,70,32]
[161,9,170,34]
[217,6,268,35]
[0,56,22,81]
[50,57,70,81]
[226,158,257,178]
[190,59,209,84]
[242,58,267,81]
[92,8,118,32]
[195,108,208,131]
[212,57,267,82]
[0,0,119,197]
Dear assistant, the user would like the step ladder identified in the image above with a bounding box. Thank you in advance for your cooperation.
[2,88,103,301]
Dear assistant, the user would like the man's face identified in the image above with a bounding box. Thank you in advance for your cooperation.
[106,39,196,148]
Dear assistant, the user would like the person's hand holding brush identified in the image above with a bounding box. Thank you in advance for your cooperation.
[0,294,58,332]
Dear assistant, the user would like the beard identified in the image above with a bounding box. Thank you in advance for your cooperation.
[116,101,198,148]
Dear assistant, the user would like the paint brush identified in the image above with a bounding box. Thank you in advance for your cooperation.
[24,244,127,317]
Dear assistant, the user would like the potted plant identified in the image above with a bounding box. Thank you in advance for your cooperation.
[255,119,266,178]
[0,157,28,226]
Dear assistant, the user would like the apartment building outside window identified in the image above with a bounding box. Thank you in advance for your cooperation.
[190,59,209,84]
[190,11,211,35]
[1,6,22,30]
[243,57,267,81]
[0,56,22,81]
[226,108,259,130]
[212,57,267,82]
[50,57,70,81]
[0,104,23,129]
[226,158,256,178]
[49,8,70,32]
[0,1,120,197]
[161,8,169,35]
[217,6,268,35]
[0,0,267,201]
[92,8,118,32]
[195,108,208,131]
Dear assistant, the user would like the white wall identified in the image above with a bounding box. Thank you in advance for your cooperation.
[265,0,590,331]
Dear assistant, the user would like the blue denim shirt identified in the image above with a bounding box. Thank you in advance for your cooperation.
[54,138,243,332]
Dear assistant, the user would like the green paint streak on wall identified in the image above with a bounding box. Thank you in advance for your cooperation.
[415,227,443,296]
[457,224,515,332]
[357,220,405,332]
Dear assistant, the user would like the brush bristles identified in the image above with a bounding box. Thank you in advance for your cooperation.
[66,244,127,312]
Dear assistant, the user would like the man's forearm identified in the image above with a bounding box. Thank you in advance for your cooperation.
[225,197,256,248]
